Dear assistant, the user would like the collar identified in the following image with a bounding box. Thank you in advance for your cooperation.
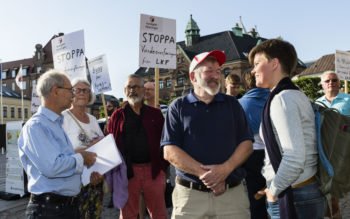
[38,106,63,124]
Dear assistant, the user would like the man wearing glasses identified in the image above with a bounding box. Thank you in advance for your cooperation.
[317,70,350,217]
[18,69,97,219]
[107,74,168,218]
[317,70,350,116]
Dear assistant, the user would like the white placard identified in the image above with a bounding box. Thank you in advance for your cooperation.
[139,14,177,69]
[51,30,87,80]
[88,54,112,94]
[5,121,25,196]
[335,50,350,81]
[31,82,41,114]
[82,134,122,186]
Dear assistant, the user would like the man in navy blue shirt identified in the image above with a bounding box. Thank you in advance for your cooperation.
[161,50,253,219]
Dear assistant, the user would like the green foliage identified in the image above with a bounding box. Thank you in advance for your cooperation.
[294,77,322,100]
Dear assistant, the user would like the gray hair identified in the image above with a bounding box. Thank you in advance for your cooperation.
[36,69,68,98]
[71,78,96,105]
[321,70,337,82]
[124,74,144,87]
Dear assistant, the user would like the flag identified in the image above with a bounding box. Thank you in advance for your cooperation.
[15,65,24,90]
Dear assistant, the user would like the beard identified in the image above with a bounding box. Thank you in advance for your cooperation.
[127,95,143,105]
[195,74,221,96]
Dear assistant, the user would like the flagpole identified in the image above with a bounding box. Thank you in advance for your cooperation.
[20,64,24,121]
[0,59,3,124]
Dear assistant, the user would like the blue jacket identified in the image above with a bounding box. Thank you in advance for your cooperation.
[239,88,270,134]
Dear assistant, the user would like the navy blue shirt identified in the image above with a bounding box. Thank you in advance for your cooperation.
[161,90,253,184]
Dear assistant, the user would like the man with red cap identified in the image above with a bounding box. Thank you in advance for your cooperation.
[161,50,253,218]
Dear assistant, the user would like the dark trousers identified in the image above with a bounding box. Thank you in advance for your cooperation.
[244,149,268,219]
[26,200,79,219]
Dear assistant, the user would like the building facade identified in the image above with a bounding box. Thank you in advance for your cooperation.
[135,15,306,101]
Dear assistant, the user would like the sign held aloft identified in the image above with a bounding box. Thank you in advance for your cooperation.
[139,14,176,69]
[51,30,87,80]
[88,54,112,94]
[335,50,350,81]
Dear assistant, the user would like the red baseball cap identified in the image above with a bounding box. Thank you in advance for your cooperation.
[189,50,226,73]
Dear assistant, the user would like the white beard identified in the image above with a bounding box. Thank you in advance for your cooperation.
[127,96,143,105]
[195,74,221,96]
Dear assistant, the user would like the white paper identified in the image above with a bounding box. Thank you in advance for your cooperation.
[81,134,122,186]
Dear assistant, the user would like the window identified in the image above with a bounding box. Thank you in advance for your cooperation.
[24,108,28,119]
[12,69,16,78]
[159,80,164,89]
[177,77,185,86]
[10,107,15,118]
[22,68,28,76]
[3,106,7,118]
[12,82,15,91]
[1,71,6,79]
[166,79,172,88]
[37,67,42,73]
[18,108,22,119]
[20,81,27,90]
[31,80,36,88]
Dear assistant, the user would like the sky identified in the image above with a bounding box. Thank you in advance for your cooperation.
[1,0,350,98]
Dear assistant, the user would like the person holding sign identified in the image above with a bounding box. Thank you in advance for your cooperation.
[161,50,253,218]
[18,70,97,219]
[62,78,104,219]
[107,74,168,219]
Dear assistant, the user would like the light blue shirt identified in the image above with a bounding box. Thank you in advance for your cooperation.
[18,106,84,196]
[317,93,350,116]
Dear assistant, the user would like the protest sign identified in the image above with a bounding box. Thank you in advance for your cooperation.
[51,30,87,80]
[139,14,176,69]
[88,54,112,94]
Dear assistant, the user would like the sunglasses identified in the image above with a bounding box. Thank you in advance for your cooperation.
[323,79,339,83]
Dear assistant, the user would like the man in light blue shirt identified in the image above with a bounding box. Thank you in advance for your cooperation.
[316,70,350,217]
[317,70,350,116]
[18,69,97,219]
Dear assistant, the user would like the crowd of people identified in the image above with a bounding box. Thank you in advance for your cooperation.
[17,38,350,219]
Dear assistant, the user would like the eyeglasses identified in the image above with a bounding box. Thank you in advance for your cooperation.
[106,105,114,109]
[126,85,142,90]
[57,86,73,93]
[73,88,91,94]
[324,79,339,83]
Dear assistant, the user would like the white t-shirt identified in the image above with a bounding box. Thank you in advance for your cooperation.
[62,110,104,150]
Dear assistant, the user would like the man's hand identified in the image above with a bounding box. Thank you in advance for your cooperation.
[90,171,103,185]
[211,181,226,196]
[199,164,230,188]
[80,151,97,168]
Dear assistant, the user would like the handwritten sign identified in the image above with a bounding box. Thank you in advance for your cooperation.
[335,50,350,81]
[51,30,87,80]
[31,82,41,114]
[6,121,25,196]
[139,14,176,69]
[88,54,112,94]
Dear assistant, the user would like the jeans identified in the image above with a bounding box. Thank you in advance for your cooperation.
[267,182,326,219]
[25,202,79,219]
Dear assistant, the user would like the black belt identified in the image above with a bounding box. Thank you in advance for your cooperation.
[30,193,78,205]
[176,177,240,192]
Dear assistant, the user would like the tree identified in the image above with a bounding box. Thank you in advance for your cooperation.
[294,77,322,100]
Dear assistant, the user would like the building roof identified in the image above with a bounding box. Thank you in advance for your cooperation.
[178,30,265,62]
[299,53,334,77]
[0,86,24,99]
